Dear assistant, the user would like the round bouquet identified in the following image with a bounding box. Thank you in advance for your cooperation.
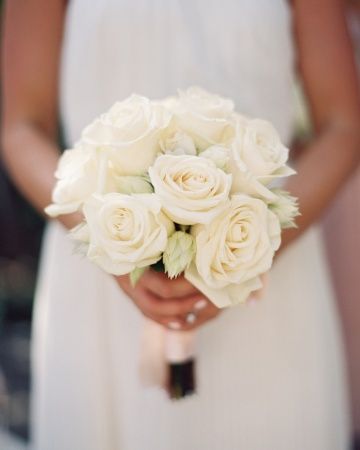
[46,87,299,398]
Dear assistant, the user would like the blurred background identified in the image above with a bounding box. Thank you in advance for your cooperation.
[0,163,43,448]
[0,0,44,445]
[0,1,359,449]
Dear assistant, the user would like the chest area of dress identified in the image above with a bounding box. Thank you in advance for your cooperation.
[73,0,291,54]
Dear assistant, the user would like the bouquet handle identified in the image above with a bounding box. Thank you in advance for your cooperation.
[164,329,196,399]
[139,318,196,399]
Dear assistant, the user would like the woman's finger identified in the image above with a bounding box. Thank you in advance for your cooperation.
[117,274,208,317]
[173,304,221,331]
[139,270,199,299]
[116,273,220,330]
[135,286,209,318]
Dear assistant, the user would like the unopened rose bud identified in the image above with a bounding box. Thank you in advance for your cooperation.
[163,231,196,279]
[269,189,300,229]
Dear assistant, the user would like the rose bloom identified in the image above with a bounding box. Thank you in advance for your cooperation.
[149,154,232,225]
[185,194,281,308]
[229,118,295,202]
[199,145,230,171]
[160,128,197,156]
[45,145,103,217]
[81,94,172,175]
[164,87,236,151]
[78,193,174,275]
[232,118,295,182]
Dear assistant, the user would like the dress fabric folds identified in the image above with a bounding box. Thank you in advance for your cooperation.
[31,1,349,449]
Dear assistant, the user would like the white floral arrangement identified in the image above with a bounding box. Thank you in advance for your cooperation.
[46,87,299,308]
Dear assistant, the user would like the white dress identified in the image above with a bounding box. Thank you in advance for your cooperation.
[31,1,350,449]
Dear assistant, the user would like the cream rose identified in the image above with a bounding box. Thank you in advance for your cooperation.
[80,193,174,275]
[229,156,278,202]
[167,87,235,151]
[160,129,197,156]
[232,119,295,182]
[185,194,281,307]
[82,95,172,175]
[45,145,105,217]
[149,154,232,225]
[199,145,230,171]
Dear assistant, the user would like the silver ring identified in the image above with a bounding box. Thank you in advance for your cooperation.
[185,312,197,324]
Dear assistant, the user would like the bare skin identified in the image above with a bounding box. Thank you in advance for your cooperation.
[2,0,360,331]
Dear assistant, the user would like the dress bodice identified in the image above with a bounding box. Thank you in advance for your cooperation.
[60,0,296,146]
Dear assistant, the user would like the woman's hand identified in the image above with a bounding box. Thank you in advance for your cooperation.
[115,270,220,331]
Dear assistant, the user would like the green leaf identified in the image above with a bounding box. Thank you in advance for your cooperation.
[130,267,147,286]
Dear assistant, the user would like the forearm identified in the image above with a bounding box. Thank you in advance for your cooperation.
[1,122,81,229]
[281,122,360,248]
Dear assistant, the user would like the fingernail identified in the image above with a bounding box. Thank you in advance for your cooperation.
[168,321,182,330]
[194,299,207,310]
[186,313,197,324]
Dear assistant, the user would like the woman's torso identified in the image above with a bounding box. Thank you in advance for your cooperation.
[60,0,296,146]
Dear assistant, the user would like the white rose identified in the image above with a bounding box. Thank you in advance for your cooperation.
[149,154,232,225]
[168,87,235,151]
[185,266,262,309]
[199,145,230,171]
[161,95,179,112]
[80,193,174,275]
[160,129,197,156]
[82,95,172,175]
[233,119,295,182]
[45,146,106,217]
[229,156,278,202]
[185,194,281,307]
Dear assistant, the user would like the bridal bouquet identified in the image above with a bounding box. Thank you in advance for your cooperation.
[46,87,299,398]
